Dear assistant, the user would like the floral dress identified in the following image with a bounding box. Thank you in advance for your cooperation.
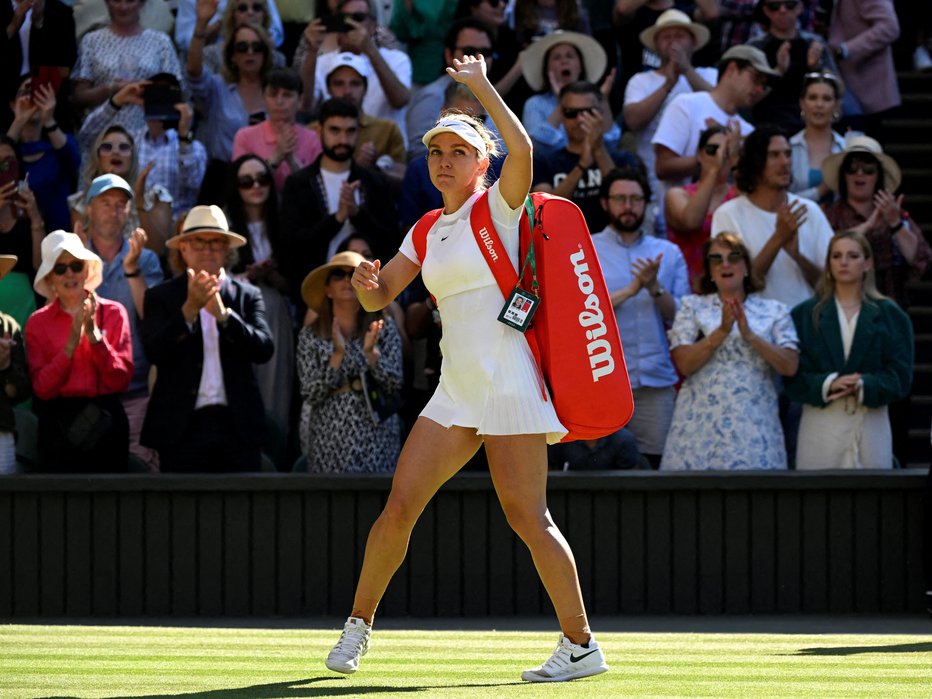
[660,293,798,471]
[297,316,403,473]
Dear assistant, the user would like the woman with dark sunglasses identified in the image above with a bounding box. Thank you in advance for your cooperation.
[222,153,293,427]
[24,231,133,472]
[200,0,287,76]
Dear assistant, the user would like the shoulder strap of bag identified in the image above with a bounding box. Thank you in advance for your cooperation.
[411,208,443,264]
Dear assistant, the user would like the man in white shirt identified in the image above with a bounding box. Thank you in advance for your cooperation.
[623,9,717,231]
[711,125,835,309]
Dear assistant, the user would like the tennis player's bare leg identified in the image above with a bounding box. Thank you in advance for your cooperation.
[485,433,591,645]
[350,417,483,623]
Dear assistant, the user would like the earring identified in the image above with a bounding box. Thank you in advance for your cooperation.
[832,111,840,122]
[800,109,806,120]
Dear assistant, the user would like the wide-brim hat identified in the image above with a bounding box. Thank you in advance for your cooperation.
[639,9,710,53]
[0,255,16,279]
[34,231,104,299]
[521,30,607,92]
[165,205,247,249]
[822,135,901,193]
[301,251,366,312]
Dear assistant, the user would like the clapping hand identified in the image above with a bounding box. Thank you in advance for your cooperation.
[335,180,359,222]
[631,254,662,293]
[124,228,147,274]
[331,318,347,355]
[731,298,755,341]
[363,318,383,365]
[82,293,102,344]
[719,297,736,334]
[775,199,808,246]
[874,190,904,228]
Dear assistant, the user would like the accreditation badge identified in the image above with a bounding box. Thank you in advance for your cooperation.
[497,287,540,332]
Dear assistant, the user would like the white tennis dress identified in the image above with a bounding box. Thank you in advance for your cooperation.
[399,182,566,444]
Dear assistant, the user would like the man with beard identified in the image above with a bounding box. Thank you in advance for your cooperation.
[592,167,689,469]
[281,97,399,306]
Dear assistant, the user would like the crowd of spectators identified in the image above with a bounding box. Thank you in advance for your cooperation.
[0,0,925,474]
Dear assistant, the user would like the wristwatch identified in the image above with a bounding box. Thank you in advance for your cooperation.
[179,131,194,144]
[651,285,666,298]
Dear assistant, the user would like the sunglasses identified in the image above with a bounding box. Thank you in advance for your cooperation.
[456,46,492,57]
[606,194,645,206]
[562,107,595,119]
[803,71,839,84]
[238,172,272,189]
[764,0,799,10]
[98,142,132,154]
[234,40,266,54]
[185,237,228,251]
[342,11,369,23]
[703,143,721,156]
[844,160,879,176]
[236,2,263,12]
[52,260,85,275]
[708,251,744,266]
[327,269,353,282]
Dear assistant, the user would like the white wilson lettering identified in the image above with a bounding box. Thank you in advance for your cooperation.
[570,246,615,381]
[478,227,498,261]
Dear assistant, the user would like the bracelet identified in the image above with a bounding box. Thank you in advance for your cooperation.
[41,122,59,135]
[109,96,122,111]
[890,219,905,233]
[124,268,141,278]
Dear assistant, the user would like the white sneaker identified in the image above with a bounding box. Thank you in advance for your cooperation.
[521,634,609,682]
[325,616,371,674]
[915,46,932,72]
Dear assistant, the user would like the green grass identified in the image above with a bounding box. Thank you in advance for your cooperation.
[2,624,932,698]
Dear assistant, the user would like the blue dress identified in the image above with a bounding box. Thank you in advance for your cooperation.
[660,294,798,471]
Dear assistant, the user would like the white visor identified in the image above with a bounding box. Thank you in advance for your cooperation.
[422,118,488,157]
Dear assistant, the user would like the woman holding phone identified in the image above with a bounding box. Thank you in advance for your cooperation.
[325,53,608,684]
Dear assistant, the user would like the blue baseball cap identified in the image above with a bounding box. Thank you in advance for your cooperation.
[85,173,134,205]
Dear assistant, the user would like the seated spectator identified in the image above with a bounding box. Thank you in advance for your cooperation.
[0,137,45,328]
[223,153,293,428]
[547,428,642,471]
[83,174,163,470]
[70,125,173,248]
[623,10,716,234]
[201,0,287,76]
[665,125,739,290]
[281,98,399,300]
[5,77,79,233]
[748,0,843,131]
[78,76,208,251]
[533,81,638,232]
[784,230,912,469]
[297,250,402,473]
[820,136,931,309]
[521,30,619,152]
[141,205,274,472]
[176,0,286,51]
[592,167,689,469]
[0,255,31,473]
[70,0,184,131]
[789,71,845,202]
[232,67,322,192]
[25,231,133,473]
[661,232,799,470]
[313,52,406,186]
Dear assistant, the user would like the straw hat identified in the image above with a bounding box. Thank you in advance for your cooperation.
[301,251,366,312]
[165,205,247,249]
[639,9,710,53]
[0,255,16,279]
[821,135,902,193]
[34,230,104,299]
[521,30,607,92]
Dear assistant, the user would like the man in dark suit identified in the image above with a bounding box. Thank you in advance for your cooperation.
[141,205,274,472]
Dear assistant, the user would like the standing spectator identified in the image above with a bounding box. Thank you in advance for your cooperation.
[391,0,457,86]
[5,77,79,233]
[0,254,30,473]
[232,67,322,192]
[297,250,402,472]
[624,9,716,233]
[452,0,524,105]
[0,136,44,329]
[652,45,774,215]
[661,231,799,470]
[201,0,287,76]
[70,0,184,132]
[72,0,174,40]
[84,173,163,470]
[25,231,133,472]
[665,125,739,290]
[521,30,618,152]
[532,81,638,232]
[789,71,845,202]
[78,77,208,249]
[175,0,285,51]
[712,125,835,310]
[513,0,591,47]
[827,0,901,135]
[748,0,843,132]
[592,167,689,469]
[223,153,293,429]
[141,205,274,472]
[281,98,399,301]
[785,230,913,469]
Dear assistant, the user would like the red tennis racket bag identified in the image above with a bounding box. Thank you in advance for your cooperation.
[412,191,633,442]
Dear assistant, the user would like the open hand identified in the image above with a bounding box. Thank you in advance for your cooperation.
[775,199,808,245]
[447,54,488,88]
[363,318,383,363]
